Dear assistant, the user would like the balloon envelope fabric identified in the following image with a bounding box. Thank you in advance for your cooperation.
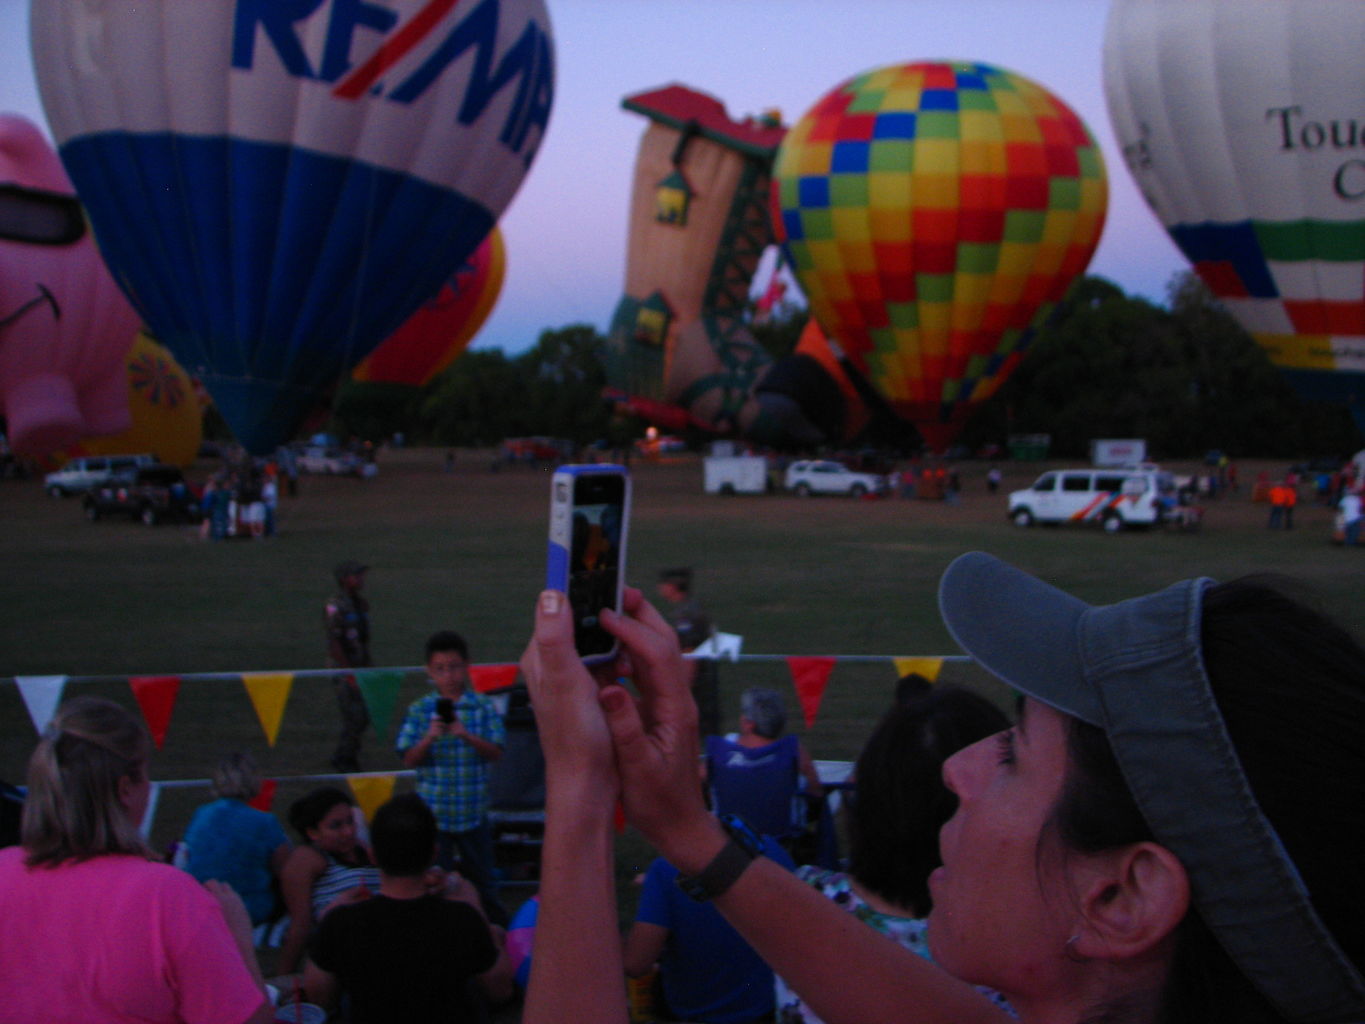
[31,0,553,454]
[1104,0,1365,435]
[772,62,1107,450]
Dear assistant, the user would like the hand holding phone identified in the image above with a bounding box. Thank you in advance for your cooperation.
[547,464,631,663]
[435,697,455,724]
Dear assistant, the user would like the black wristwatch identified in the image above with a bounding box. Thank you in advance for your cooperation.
[675,814,763,902]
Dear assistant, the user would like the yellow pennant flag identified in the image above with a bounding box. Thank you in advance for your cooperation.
[892,657,943,684]
[241,673,294,746]
[348,775,397,823]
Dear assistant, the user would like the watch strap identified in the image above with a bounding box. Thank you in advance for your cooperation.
[675,815,761,902]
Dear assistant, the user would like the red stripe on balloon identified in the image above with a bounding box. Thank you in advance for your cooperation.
[333,0,463,100]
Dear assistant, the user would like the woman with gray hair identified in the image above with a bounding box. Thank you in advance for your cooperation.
[0,697,273,1023]
[704,687,823,843]
[182,751,292,926]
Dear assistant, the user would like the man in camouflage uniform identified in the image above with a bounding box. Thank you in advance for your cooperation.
[657,567,721,739]
[325,559,372,772]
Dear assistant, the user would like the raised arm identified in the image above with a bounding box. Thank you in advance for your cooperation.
[519,589,630,1024]
[596,590,1008,1024]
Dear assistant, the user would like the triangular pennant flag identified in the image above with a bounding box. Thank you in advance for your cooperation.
[15,675,67,734]
[786,657,836,729]
[241,673,294,746]
[129,675,181,750]
[248,779,278,813]
[354,670,405,741]
[468,663,520,694]
[347,774,397,823]
[892,657,943,684]
[614,800,626,835]
[139,781,162,840]
[691,632,743,661]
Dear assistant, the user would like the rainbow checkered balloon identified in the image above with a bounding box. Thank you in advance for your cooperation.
[772,62,1108,450]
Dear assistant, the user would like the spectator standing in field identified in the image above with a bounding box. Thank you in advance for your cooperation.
[397,630,508,925]
[657,567,721,739]
[0,697,272,1024]
[1339,488,1363,547]
[303,793,514,1023]
[324,560,372,773]
[182,751,291,926]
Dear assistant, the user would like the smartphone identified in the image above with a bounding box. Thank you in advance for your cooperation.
[547,464,631,663]
[435,697,455,724]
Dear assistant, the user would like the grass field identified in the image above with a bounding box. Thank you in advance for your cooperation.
[2,447,1360,941]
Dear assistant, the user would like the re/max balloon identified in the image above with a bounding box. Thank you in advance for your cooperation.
[31,0,552,454]
[0,113,140,457]
[351,226,506,388]
[1104,0,1365,435]
[772,62,1108,451]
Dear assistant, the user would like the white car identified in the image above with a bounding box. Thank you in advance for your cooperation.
[296,446,360,475]
[44,453,155,497]
[784,460,887,497]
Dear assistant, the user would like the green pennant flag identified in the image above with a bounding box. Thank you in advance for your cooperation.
[355,670,406,741]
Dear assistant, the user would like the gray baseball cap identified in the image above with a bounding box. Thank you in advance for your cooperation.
[937,552,1365,1024]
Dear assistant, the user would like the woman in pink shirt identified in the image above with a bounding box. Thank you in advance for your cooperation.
[0,697,273,1024]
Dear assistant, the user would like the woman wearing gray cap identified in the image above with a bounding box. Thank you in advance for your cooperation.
[517,553,1365,1024]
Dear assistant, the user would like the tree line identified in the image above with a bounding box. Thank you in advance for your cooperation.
[327,272,1362,459]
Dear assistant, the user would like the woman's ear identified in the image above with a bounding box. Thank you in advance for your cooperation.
[1072,842,1190,961]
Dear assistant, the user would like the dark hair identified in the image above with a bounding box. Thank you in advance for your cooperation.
[1053,577,1365,1024]
[848,685,1009,916]
[893,672,934,706]
[370,793,437,877]
[425,630,468,663]
[287,786,353,841]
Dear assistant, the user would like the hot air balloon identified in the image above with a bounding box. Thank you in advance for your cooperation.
[31,0,553,454]
[1104,0,1365,436]
[69,332,204,468]
[351,226,506,387]
[772,62,1109,451]
[604,85,788,437]
[0,113,141,457]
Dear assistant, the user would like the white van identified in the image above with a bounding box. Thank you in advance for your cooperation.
[1008,467,1172,533]
[44,454,155,497]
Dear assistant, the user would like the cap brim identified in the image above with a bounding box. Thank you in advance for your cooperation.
[938,551,1104,726]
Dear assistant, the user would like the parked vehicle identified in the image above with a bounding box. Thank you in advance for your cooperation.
[296,446,363,475]
[704,455,769,495]
[784,460,888,497]
[82,465,200,525]
[1007,467,1173,533]
[44,453,154,497]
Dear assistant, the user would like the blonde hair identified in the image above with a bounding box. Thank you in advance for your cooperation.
[21,697,153,867]
[211,751,261,801]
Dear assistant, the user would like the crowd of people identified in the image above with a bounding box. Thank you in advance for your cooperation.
[2,552,1364,1024]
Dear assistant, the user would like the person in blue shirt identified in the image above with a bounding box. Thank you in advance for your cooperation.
[624,829,795,1024]
[182,751,290,925]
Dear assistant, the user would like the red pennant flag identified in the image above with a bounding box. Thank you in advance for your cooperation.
[786,657,836,728]
[614,800,626,835]
[468,663,520,694]
[248,779,278,813]
[129,675,181,750]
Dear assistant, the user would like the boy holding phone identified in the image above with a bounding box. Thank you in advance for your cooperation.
[396,630,508,925]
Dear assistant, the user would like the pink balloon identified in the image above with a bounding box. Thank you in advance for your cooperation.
[0,113,140,456]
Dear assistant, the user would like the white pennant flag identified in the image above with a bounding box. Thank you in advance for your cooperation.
[16,675,67,734]
[691,632,743,662]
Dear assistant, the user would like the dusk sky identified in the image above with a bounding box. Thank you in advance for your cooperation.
[0,0,1190,356]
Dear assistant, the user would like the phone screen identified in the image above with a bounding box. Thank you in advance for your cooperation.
[564,471,626,659]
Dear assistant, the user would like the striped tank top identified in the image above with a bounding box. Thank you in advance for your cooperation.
[310,849,381,919]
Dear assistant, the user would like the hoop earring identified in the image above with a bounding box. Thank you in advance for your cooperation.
[1065,933,1088,963]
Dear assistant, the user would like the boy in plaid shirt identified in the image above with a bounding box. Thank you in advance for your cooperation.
[397,630,507,924]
